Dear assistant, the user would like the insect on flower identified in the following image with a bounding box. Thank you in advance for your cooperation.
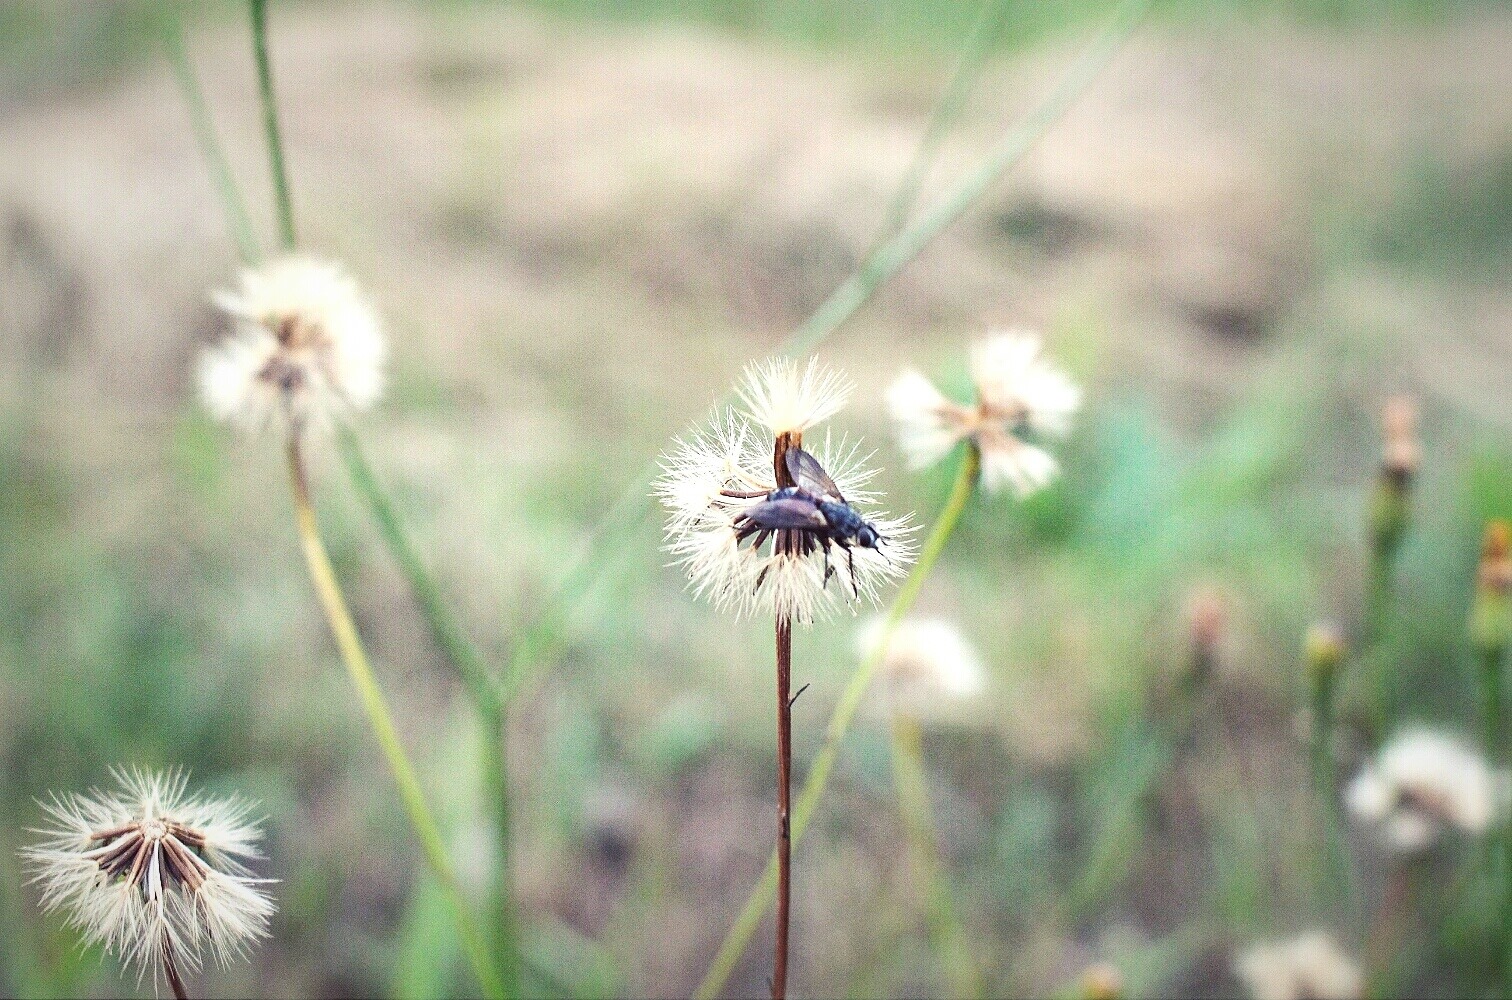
[21,769,275,993]
[724,445,889,596]
[658,358,914,623]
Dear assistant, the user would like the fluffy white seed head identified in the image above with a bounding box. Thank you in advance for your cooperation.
[859,617,985,720]
[200,255,385,437]
[21,769,275,980]
[738,357,852,437]
[1344,728,1508,854]
[657,366,914,624]
[888,330,1080,497]
[1233,932,1363,1000]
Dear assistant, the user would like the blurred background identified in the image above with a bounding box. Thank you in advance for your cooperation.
[1,0,1509,996]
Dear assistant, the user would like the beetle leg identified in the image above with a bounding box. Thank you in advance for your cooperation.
[845,543,860,599]
[720,488,770,499]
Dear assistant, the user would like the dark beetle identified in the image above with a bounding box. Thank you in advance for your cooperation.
[721,446,885,595]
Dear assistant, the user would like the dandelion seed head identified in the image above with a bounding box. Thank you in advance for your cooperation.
[738,357,852,436]
[1233,932,1362,1000]
[1344,729,1508,854]
[887,330,1080,497]
[200,255,385,437]
[656,388,914,624]
[21,768,275,979]
[859,617,985,717]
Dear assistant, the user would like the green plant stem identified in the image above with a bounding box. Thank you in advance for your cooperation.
[890,714,981,999]
[501,0,1147,709]
[1309,671,1337,798]
[286,440,506,1000]
[158,8,262,265]
[250,0,296,251]
[695,444,980,1000]
[875,0,1011,241]
[337,429,521,994]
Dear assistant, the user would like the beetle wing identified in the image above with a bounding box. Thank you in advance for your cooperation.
[739,496,828,531]
[785,447,844,503]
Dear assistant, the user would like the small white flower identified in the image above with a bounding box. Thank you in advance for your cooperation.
[859,617,985,719]
[887,329,1080,496]
[1233,932,1363,1000]
[200,255,385,437]
[1344,728,1508,854]
[21,769,275,979]
[656,359,914,623]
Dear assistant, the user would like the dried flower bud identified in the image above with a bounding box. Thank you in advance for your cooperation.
[1472,520,1511,656]
[1380,395,1419,480]
[1080,962,1124,1000]
[1184,587,1227,686]
[1304,622,1346,685]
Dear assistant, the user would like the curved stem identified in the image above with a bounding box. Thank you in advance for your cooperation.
[285,440,506,1000]
[249,0,296,251]
[696,444,980,1000]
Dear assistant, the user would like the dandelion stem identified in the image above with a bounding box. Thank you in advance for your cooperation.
[500,0,1145,710]
[157,6,262,265]
[773,614,794,1000]
[249,0,296,252]
[285,440,506,1000]
[160,935,189,1000]
[890,714,980,999]
[695,444,980,1000]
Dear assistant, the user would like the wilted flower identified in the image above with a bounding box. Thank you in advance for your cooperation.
[657,358,914,622]
[887,329,1080,496]
[22,769,275,981]
[1345,729,1507,854]
[859,617,984,718]
[200,255,385,436]
[1233,932,1362,1000]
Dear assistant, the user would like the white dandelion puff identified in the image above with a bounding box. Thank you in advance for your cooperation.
[1233,932,1363,1000]
[738,356,853,437]
[656,360,914,623]
[1344,728,1509,854]
[888,329,1081,497]
[21,768,276,984]
[859,617,985,720]
[200,255,385,437]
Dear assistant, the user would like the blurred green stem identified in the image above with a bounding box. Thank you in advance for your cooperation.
[286,439,506,1000]
[337,430,522,996]
[501,0,1148,709]
[890,714,981,999]
[874,0,1011,240]
[250,0,296,251]
[157,8,262,265]
[695,444,980,1000]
